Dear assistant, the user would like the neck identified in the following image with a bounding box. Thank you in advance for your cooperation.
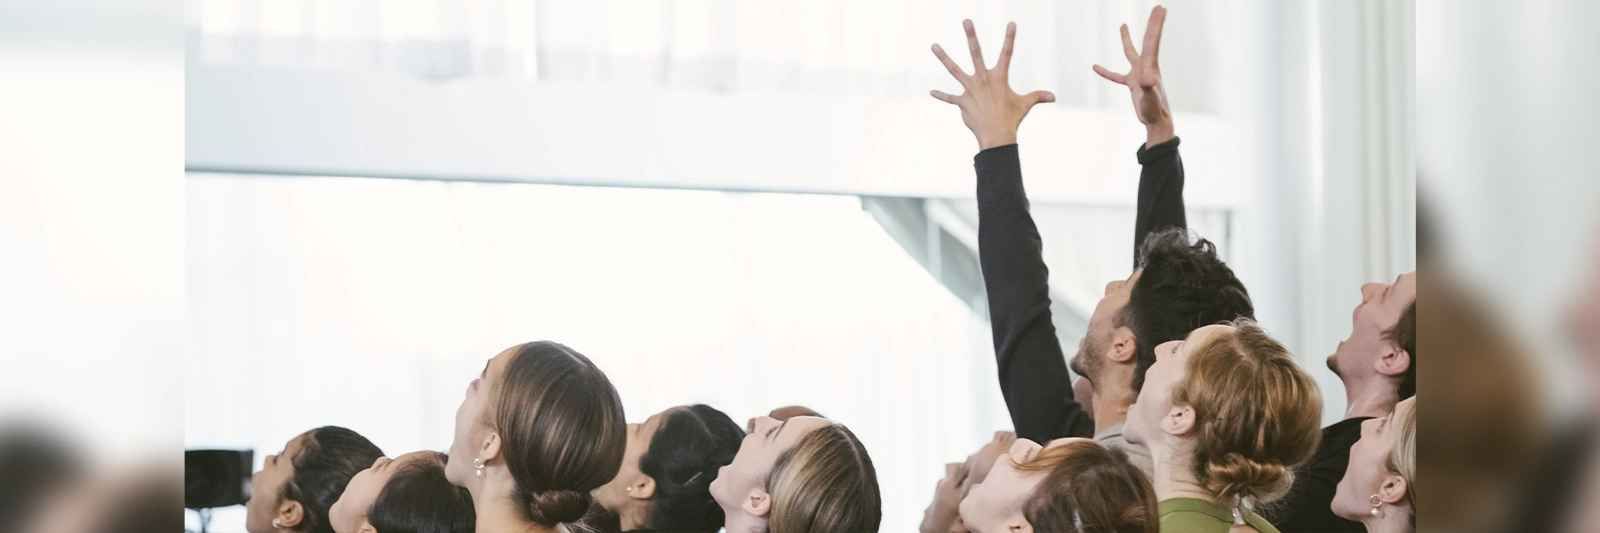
[618,503,649,532]
[722,512,766,533]
[1091,366,1137,433]
[1362,504,1412,533]
[1147,438,1214,502]
[472,475,558,533]
[1343,374,1400,420]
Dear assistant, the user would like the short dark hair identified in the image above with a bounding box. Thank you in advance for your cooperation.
[637,405,745,532]
[491,341,627,527]
[368,452,475,533]
[1388,299,1417,400]
[283,427,384,533]
[1122,228,1254,392]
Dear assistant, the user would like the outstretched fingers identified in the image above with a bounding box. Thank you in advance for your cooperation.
[930,89,960,105]
[996,22,1017,74]
[932,44,968,82]
[1092,64,1128,85]
[963,19,987,72]
[1120,23,1139,64]
[1143,6,1167,66]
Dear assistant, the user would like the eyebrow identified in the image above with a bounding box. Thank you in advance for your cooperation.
[768,419,789,442]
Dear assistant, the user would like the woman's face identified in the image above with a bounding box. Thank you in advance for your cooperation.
[593,406,682,511]
[329,452,430,533]
[245,432,310,533]
[1125,324,1229,446]
[708,415,831,510]
[445,347,515,486]
[1332,397,1414,520]
[958,437,1091,533]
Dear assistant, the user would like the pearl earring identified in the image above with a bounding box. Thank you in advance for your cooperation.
[272,519,281,529]
[1369,494,1382,517]
[474,457,485,476]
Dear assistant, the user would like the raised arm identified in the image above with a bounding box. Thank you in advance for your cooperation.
[931,21,1093,443]
[1093,6,1188,267]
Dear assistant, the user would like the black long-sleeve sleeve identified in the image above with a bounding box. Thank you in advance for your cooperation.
[1132,137,1186,266]
[975,138,1187,445]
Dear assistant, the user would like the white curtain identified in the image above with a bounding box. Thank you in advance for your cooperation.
[187,0,1224,108]
[184,173,1010,532]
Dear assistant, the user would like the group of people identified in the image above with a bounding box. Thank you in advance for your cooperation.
[238,6,1416,533]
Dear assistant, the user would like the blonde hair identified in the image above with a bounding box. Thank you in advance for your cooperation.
[1173,319,1323,507]
[1385,398,1417,527]
[763,424,881,533]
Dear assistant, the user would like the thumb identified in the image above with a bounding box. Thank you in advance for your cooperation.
[1025,90,1056,105]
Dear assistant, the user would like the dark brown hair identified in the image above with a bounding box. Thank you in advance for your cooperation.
[487,341,627,527]
[1388,300,1417,400]
[1016,439,1159,533]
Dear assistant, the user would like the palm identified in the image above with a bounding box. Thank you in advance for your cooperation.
[929,20,1055,150]
[1093,6,1169,128]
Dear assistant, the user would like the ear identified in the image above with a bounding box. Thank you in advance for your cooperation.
[1377,473,1409,505]
[355,520,378,533]
[742,487,772,518]
[479,432,503,464]
[1162,404,1196,437]
[1374,340,1411,378]
[276,500,305,529]
[1108,326,1138,364]
[627,476,657,500]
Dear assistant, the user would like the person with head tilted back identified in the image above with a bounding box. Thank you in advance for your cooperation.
[592,404,745,532]
[1123,321,1323,533]
[1331,397,1416,533]
[927,4,1255,484]
[710,415,882,533]
[443,341,627,533]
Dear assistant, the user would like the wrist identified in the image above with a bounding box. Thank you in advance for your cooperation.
[977,131,1018,151]
[1144,120,1174,148]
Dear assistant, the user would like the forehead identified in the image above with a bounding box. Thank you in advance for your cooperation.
[1184,324,1230,346]
[1393,272,1417,298]
[775,416,832,447]
[645,406,685,429]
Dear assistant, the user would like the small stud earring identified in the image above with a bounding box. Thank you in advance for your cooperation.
[474,457,485,476]
[272,518,281,529]
[1369,494,1382,517]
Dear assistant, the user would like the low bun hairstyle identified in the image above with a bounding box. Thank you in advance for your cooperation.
[764,423,882,533]
[637,404,744,532]
[1173,319,1322,507]
[284,427,385,533]
[487,341,627,528]
[1018,439,1159,533]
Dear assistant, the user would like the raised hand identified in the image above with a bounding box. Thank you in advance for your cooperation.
[1092,5,1174,147]
[931,20,1056,151]
[919,461,971,533]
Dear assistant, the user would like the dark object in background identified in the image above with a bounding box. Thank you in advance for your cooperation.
[185,449,253,509]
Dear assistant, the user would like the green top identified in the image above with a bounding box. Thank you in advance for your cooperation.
[1159,498,1281,533]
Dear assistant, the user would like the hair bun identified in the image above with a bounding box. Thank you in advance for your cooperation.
[1204,452,1292,503]
[526,489,591,526]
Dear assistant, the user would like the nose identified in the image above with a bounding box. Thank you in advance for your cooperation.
[1104,280,1118,296]
[1155,340,1178,359]
[1360,282,1383,301]
[749,416,777,435]
[1008,438,1043,462]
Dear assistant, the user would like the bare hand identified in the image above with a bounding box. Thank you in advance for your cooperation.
[920,462,971,533]
[1092,6,1174,147]
[931,20,1055,151]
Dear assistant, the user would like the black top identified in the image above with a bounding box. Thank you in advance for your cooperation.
[973,138,1187,444]
[1259,417,1371,533]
